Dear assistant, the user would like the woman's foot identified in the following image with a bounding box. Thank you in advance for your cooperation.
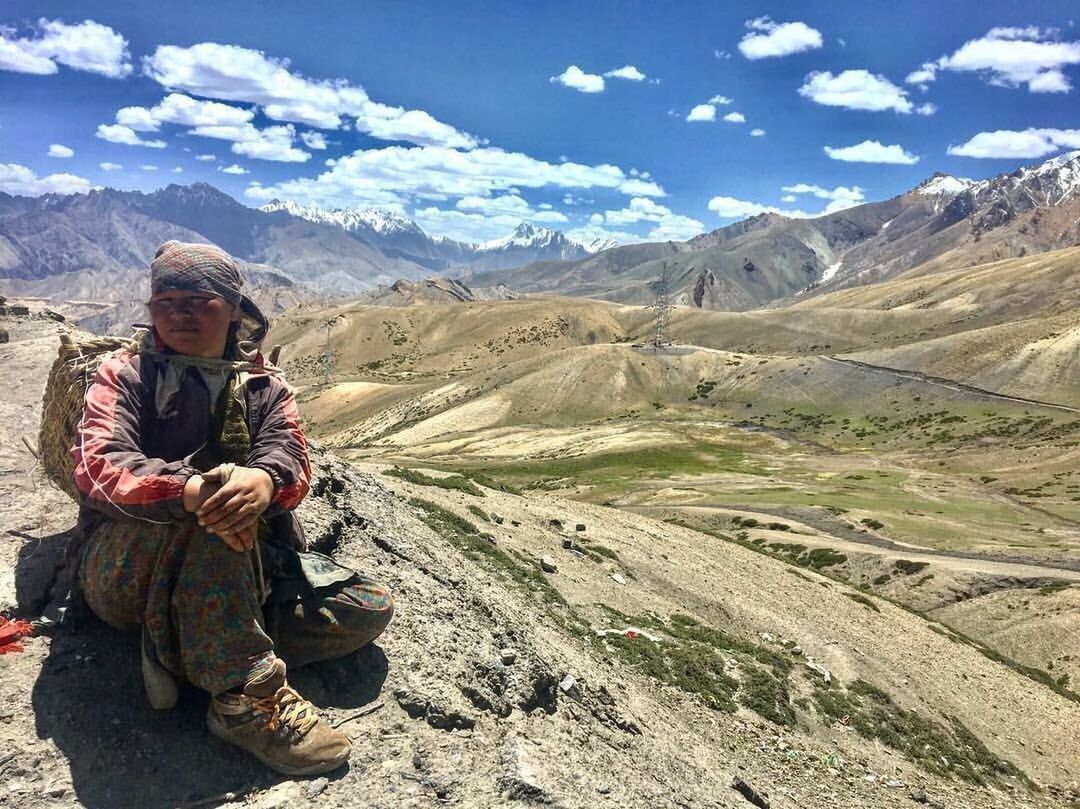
[206,657,351,776]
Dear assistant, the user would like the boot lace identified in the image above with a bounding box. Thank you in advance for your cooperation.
[252,685,320,742]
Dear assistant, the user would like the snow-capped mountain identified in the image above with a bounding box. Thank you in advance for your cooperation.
[478,223,586,257]
[260,200,599,269]
[913,173,976,197]
[260,200,427,239]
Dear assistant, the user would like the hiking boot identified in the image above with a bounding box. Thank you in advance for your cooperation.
[206,657,351,776]
[141,627,179,710]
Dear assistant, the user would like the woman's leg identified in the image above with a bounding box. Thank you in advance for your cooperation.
[80,517,275,695]
[265,575,394,669]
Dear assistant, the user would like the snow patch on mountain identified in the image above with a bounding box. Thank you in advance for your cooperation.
[260,199,427,238]
[914,173,975,197]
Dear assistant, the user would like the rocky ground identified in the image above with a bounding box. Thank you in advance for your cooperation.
[1,308,1078,809]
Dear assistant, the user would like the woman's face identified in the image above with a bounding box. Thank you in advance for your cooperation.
[149,290,239,358]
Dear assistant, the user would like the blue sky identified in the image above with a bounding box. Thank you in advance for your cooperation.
[2,1,1079,245]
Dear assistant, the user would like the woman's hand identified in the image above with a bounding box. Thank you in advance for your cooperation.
[196,465,275,538]
[182,474,219,513]
[217,522,259,553]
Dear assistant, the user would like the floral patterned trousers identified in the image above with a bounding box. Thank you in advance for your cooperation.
[79,518,393,695]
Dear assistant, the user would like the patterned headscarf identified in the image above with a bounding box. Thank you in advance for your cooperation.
[149,240,269,345]
[151,241,244,306]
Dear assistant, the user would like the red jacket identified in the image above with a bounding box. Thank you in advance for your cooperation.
[72,346,311,548]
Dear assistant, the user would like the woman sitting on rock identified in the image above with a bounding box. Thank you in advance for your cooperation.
[71,240,392,776]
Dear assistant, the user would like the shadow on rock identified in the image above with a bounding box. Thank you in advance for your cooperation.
[31,618,388,808]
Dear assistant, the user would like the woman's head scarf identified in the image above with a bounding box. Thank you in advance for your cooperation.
[149,240,269,346]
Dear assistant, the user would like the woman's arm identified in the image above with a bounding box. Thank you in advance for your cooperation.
[72,353,200,524]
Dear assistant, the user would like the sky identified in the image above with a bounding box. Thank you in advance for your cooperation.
[2,1,1080,246]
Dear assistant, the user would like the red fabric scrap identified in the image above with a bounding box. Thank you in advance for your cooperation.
[0,617,33,654]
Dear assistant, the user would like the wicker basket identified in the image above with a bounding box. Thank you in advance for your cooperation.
[39,333,135,501]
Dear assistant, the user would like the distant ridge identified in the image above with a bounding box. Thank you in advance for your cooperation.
[472,150,1080,311]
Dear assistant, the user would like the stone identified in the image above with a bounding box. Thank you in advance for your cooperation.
[731,777,770,808]
[562,538,574,549]
[885,778,904,788]
[499,648,518,665]
[549,518,564,530]
[575,523,586,532]
[610,573,627,585]
[909,787,928,803]
[790,646,803,656]
[491,513,505,524]
[540,556,557,573]
[305,778,330,799]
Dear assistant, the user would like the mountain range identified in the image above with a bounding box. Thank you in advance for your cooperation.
[1,151,1079,319]
[474,150,1080,311]
[0,184,598,306]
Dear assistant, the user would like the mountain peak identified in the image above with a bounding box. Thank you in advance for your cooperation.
[913,173,975,197]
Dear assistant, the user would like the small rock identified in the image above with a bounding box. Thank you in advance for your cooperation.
[759,632,775,643]
[510,520,521,527]
[790,646,803,656]
[540,556,557,573]
[562,538,574,549]
[500,648,518,665]
[491,513,505,524]
[909,787,928,803]
[609,573,627,585]
[549,518,564,530]
[597,784,611,795]
[305,778,329,800]
[731,776,769,808]
[42,784,68,798]
[558,675,577,695]
[885,778,904,788]
[575,523,586,532]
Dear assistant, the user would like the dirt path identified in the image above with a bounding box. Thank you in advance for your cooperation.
[826,356,1080,413]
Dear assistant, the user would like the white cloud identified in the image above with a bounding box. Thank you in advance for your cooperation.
[0,36,57,74]
[604,65,646,81]
[230,124,310,163]
[738,17,823,60]
[905,63,938,86]
[48,143,74,158]
[707,196,793,219]
[361,106,478,149]
[708,95,733,105]
[141,165,158,171]
[946,128,1080,158]
[781,183,865,213]
[723,112,746,123]
[116,93,254,132]
[824,140,920,164]
[95,123,167,148]
[550,65,605,93]
[929,27,1080,93]
[799,70,913,113]
[750,128,766,137]
[219,164,250,175]
[412,203,565,243]
[300,131,328,149]
[172,167,183,173]
[99,162,122,171]
[143,42,477,148]
[687,104,716,122]
[915,102,937,116]
[0,18,131,78]
[0,163,92,195]
[566,224,641,246]
[590,196,704,241]
[195,153,217,161]
[243,144,665,210]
